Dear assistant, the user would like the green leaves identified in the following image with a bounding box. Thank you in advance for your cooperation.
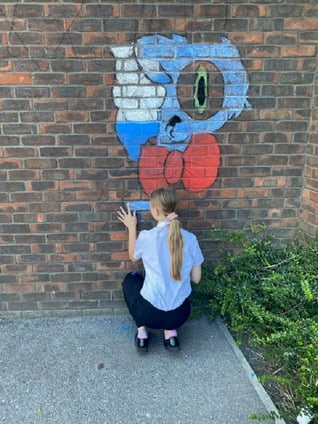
[192,227,318,422]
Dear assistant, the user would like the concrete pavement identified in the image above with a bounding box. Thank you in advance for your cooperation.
[0,315,285,424]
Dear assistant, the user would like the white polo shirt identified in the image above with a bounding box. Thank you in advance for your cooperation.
[134,221,204,311]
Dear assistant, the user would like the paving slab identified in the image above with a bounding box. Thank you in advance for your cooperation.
[0,315,285,424]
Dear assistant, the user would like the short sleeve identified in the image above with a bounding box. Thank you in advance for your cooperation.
[191,235,204,266]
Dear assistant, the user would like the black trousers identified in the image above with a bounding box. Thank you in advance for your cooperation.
[122,272,191,330]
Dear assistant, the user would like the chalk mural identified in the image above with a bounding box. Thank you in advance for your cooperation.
[111,34,251,206]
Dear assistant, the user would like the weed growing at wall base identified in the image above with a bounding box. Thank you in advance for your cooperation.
[191,226,318,423]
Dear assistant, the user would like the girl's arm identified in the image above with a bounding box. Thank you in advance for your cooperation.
[190,265,201,284]
[117,205,138,262]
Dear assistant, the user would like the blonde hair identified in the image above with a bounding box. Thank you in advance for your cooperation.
[150,188,184,281]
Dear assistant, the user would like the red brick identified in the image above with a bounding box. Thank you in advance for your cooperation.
[285,19,318,30]
[230,33,264,44]
[6,284,35,293]
[110,232,128,241]
[282,45,316,57]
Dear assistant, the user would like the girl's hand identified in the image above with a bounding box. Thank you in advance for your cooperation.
[117,205,137,230]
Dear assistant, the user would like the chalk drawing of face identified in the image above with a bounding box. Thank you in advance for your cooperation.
[111,35,251,201]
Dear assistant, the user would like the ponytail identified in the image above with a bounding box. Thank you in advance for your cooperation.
[150,188,184,281]
[168,218,184,281]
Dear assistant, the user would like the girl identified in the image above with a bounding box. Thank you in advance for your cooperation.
[117,188,204,353]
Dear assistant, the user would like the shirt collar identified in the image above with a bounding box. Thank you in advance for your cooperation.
[156,221,170,229]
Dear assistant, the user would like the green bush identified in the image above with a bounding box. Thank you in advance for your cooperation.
[192,226,318,423]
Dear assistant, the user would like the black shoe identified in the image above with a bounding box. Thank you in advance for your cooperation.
[135,333,148,354]
[163,336,180,352]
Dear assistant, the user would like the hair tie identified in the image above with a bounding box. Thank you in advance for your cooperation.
[167,212,178,221]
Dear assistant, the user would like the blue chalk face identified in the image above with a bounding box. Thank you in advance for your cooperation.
[111,34,251,204]
[112,34,250,161]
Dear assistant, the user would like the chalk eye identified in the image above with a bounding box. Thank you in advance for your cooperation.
[177,60,224,120]
[194,66,208,114]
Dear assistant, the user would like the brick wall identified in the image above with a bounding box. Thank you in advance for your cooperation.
[300,68,318,237]
[0,1,317,318]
